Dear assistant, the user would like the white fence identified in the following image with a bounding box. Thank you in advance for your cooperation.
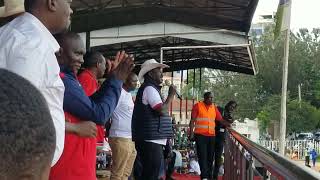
[259,140,320,160]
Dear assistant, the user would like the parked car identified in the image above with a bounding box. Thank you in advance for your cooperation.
[297,133,313,140]
[313,132,320,141]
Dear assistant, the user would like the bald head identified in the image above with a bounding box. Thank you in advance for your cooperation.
[203,92,213,105]
[55,31,82,46]
[24,0,73,34]
[124,72,138,91]
[83,51,107,78]
[55,32,86,74]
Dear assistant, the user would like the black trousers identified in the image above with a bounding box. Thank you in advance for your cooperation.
[135,141,164,180]
[195,134,216,179]
[213,130,225,178]
[133,153,143,179]
[166,151,176,178]
[305,156,310,166]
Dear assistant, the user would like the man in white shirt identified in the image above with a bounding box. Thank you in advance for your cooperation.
[109,72,138,180]
[132,59,177,180]
[0,0,73,166]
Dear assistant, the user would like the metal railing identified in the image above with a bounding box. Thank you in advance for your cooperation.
[259,140,320,160]
[224,128,320,180]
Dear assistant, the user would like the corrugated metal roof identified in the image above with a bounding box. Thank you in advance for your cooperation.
[71,0,259,33]
[0,0,259,74]
[71,0,259,75]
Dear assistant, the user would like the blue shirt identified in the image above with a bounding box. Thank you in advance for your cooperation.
[60,66,123,125]
[310,150,318,160]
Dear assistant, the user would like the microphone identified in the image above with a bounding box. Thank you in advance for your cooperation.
[164,80,182,100]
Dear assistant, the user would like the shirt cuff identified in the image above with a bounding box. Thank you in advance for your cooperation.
[152,103,163,110]
[107,76,123,88]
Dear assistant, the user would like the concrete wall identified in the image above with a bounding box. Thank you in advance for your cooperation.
[232,118,260,143]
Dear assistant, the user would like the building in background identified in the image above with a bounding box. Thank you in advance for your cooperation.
[250,13,275,38]
[232,118,260,143]
[162,71,192,124]
[162,71,184,94]
[170,99,194,124]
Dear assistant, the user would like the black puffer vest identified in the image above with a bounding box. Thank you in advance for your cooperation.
[132,82,173,141]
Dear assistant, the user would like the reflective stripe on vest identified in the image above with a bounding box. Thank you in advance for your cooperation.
[195,117,215,122]
[194,102,217,136]
[194,125,215,130]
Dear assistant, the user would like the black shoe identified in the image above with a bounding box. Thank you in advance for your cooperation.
[166,176,176,180]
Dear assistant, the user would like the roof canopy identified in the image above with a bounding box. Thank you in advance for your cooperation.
[0,0,259,74]
[71,0,258,34]
[70,0,259,75]
[92,34,257,74]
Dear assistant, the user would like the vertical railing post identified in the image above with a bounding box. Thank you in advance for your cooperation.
[180,70,183,121]
[170,71,173,116]
[233,141,237,180]
[199,68,202,94]
[248,156,253,180]
[192,68,196,106]
[241,148,246,180]
[224,132,228,180]
[185,69,188,120]
[236,142,240,180]
[86,31,91,51]
[224,131,231,180]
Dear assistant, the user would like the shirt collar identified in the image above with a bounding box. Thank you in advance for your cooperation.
[83,69,96,80]
[202,101,213,108]
[60,65,75,77]
[23,13,60,52]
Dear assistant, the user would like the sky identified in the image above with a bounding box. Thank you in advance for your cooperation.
[253,0,320,30]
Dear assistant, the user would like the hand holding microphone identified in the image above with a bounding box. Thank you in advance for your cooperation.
[164,80,182,100]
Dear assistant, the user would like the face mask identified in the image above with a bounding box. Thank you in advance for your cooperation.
[130,89,138,96]
[128,87,134,92]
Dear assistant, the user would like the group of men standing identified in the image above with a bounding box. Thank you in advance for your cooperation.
[0,0,237,180]
[0,1,177,180]
[0,0,135,179]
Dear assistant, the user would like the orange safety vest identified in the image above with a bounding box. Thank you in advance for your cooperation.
[194,102,217,136]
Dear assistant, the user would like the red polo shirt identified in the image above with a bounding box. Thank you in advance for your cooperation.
[49,112,96,180]
[50,68,122,180]
[78,69,105,143]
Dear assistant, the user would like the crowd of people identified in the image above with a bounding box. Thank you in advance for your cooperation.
[0,1,238,180]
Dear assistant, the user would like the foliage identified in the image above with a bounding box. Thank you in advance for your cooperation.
[179,25,320,134]
[287,100,320,133]
[257,95,320,134]
[253,26,320,134]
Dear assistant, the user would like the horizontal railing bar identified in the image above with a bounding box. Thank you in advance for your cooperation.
[228,128,320,180]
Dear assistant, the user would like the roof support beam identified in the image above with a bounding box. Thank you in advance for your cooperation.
[71,6,247,33]
[164,58,254,75]
[89,22,248,47]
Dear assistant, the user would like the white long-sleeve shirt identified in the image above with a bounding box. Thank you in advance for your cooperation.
[0,13,65,166]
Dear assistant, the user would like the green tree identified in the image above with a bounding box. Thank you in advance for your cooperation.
[258,97,320,134]
[287,100,320,133]
[253,25,320,134]
[180,25,320,130]
[182,68,220,100]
